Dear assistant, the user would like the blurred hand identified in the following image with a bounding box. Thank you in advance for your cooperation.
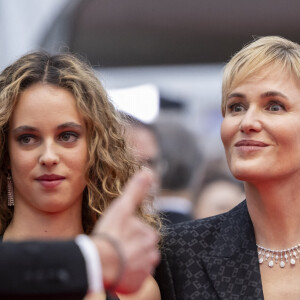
[91,170,160,294]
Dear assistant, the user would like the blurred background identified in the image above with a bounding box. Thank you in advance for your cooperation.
[1,0,299,161]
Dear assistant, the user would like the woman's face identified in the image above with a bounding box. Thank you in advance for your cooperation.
[8,83,88,214]
[221,69,300,182]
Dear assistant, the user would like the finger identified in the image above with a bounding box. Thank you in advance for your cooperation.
[117,169,154,214]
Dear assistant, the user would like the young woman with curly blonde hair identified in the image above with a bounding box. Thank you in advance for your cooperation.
[0,51,160,300]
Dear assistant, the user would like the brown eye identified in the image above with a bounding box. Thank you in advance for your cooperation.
[18,135,36,145]
[59,132,79,143]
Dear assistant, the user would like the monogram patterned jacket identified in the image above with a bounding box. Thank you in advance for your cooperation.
[155,201,264,299]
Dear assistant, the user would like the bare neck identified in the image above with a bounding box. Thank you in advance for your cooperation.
[3,202,84,241]
[246,176,300,249]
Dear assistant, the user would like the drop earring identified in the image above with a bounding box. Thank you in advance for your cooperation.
[7,173,14,207]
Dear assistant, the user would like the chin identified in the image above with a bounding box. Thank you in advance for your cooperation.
[229,164,264,182]
[42,207,65,214]
[38,201,68,214]
[233,171,268,183]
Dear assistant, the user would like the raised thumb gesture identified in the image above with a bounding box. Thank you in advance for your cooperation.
[91,170,160,294]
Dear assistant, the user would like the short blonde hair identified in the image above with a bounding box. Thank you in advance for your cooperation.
[222,36,300,116]
[0,52,160,234]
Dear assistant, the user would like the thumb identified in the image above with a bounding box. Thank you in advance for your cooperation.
[117,169,154,215]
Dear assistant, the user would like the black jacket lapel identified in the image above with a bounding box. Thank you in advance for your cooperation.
[201,201,264,299]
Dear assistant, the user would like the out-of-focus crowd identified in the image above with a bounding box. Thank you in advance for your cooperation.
[123,112,245,225]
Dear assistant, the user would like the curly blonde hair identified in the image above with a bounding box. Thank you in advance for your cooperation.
[0,51,159,234]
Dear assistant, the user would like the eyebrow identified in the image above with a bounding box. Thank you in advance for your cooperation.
[12,125,38,135]
[228,91,288,100]
[12,122,83,134]
[57,122,83,131]
[227,92,245,100]
[261,91,288,99]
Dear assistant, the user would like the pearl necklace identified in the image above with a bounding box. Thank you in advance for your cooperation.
[257,243,300,268]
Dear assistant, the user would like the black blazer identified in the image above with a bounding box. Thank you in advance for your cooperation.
[160,211,193,226]
[155,201,264,299]
[0,240,87,299]
[0,239,118,300]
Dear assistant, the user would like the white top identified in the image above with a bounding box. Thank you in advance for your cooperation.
[75,234,103,293]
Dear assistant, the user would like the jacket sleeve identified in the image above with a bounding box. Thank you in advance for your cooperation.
[155,248,177,300]
[0,240,88,299]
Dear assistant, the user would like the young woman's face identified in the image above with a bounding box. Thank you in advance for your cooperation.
[8,83,88,214]
[221,69,300,183]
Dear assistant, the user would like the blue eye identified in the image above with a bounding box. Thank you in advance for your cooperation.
[228,103,245,113]
[268,103,285,111]
[59,132,79,143]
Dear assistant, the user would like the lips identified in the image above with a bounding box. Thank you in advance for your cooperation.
[235,140,268,147]
[36,174,65,181]
[36,174,65,188]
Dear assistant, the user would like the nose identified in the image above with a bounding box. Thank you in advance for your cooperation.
[239,108,262,134]
[39,141,60,167]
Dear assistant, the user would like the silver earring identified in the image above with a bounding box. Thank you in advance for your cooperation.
[7,174,14,207]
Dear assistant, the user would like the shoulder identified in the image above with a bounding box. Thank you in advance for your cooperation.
[161,215,225,254]
[160,200,248,253]
[155,201,251,299]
